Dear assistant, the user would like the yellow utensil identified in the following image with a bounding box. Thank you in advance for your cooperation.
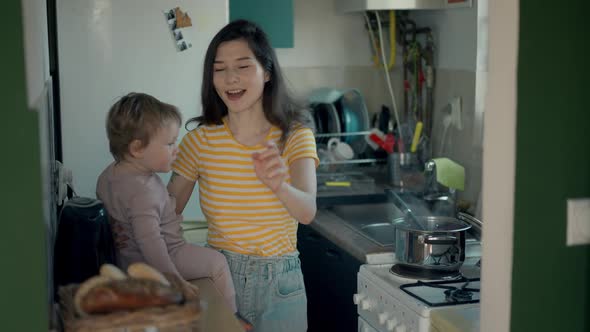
[325,181,351,187]
[410,121,423,153]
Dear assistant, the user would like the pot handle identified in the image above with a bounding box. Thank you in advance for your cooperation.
[422,235,457,245]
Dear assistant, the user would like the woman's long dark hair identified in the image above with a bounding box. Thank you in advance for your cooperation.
[187,19,312,146]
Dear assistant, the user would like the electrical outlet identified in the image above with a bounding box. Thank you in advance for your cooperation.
[566,198,590,246]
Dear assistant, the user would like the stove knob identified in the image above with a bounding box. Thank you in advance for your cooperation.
[378,312,390,325]
[360,299,373,311]
[353,293,366,305]
[360,299,372,311]
[386,317,399,331]
[395,324,407,332]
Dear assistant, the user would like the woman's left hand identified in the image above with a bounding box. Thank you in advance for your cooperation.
[252,141,288,193]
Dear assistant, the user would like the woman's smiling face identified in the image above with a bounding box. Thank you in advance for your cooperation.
[213,38,270,114]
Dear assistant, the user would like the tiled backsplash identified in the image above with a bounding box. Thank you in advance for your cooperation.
[283,66,482,213]
[430,69,482,211]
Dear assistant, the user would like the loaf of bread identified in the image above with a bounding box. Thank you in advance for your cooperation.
[74,275,112,316]
[99,264,127,280]
[127,262,170,286]
[78,278,183,315]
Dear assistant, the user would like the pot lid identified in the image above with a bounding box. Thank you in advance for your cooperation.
[393,216,471,232]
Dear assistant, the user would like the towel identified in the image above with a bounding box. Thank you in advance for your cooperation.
[432,158,465,191]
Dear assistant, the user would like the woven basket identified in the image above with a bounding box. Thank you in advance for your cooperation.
[58,274,202,332]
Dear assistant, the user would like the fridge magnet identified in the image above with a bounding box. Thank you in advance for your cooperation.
[164,7,193,52]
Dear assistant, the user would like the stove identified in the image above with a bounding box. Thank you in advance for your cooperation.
[354,261,480,332]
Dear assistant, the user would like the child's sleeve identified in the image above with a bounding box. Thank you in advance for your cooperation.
[128,191,180,276]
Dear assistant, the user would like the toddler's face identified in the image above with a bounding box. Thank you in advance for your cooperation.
[140,120,180,173]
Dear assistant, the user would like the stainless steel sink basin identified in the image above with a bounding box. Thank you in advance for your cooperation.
[358,223,397,246]
[327,203,404,246]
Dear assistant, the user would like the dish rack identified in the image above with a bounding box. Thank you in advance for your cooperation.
[315,131,390,196]
[315,131,386,165]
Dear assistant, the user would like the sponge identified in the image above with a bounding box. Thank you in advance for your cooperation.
[432,158,465,191]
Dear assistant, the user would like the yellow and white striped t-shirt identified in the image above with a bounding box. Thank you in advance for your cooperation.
[172,119,318,257]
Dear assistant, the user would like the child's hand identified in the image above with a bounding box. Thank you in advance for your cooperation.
[252,141,288,193]
[181,279,200,300]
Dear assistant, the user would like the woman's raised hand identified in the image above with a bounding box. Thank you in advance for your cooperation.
[252,141,288,193]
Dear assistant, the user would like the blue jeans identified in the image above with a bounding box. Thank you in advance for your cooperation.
[220,250,308,332]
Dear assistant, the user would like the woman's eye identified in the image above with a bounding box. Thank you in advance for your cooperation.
[214,68,225,72]
[239,65,249,69]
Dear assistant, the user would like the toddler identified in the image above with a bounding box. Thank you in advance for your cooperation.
[95,92,238,313]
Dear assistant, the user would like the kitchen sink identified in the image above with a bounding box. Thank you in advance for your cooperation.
[327,202,404,246]
[358,223,397,246]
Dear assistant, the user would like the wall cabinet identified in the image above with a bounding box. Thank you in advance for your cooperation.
[229,0,294,48]
[298,224,361,332]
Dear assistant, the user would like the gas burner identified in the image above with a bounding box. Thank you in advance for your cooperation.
[390,264,462,281]
[444,288,473,302]
[399,278,481,307]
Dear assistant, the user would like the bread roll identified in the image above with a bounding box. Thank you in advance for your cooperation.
[74,275,112,316]
[99,264,127,280]
[79,278,183,314]
[127,262,170,286]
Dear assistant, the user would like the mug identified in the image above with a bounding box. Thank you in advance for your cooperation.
[327,138,354,161]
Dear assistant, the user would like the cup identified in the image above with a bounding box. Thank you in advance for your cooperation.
[388,152,423,189]
[398,152,418,169]
[327,138,354,161]
[387,153,402,186]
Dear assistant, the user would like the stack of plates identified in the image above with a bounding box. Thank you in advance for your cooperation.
[309,88,370,154]
[311,103,340,145]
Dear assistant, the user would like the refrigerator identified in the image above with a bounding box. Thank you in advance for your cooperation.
[57,0,228,221]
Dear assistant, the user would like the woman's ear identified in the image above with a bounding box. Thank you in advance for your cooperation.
[128,139,145,159]
[264,71,270,83]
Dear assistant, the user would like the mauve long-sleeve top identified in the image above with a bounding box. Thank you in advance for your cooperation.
[96,162,185,275]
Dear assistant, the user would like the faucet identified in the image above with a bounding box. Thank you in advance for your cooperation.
[422,160,457,216]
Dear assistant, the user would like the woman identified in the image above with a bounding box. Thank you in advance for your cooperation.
[168,20,318,332]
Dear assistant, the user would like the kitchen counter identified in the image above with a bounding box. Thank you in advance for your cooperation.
[313,170,400,264]
[310,208,396,264]
[310,207,482,264]
[310,192,482,265]
[189,278,242,332]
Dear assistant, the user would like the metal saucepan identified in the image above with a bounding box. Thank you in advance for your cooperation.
[457,212,483,241]
[393,216,471,272]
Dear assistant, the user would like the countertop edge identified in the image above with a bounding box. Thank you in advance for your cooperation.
[307,209,395,264]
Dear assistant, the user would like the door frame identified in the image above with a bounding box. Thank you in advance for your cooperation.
[481,0,518,331]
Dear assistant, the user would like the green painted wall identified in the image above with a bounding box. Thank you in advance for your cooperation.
[229,0,294,48]
[0,1,48,330]
[512,1,589,331]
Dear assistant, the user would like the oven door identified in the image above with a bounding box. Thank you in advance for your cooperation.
[358,316,381,332]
